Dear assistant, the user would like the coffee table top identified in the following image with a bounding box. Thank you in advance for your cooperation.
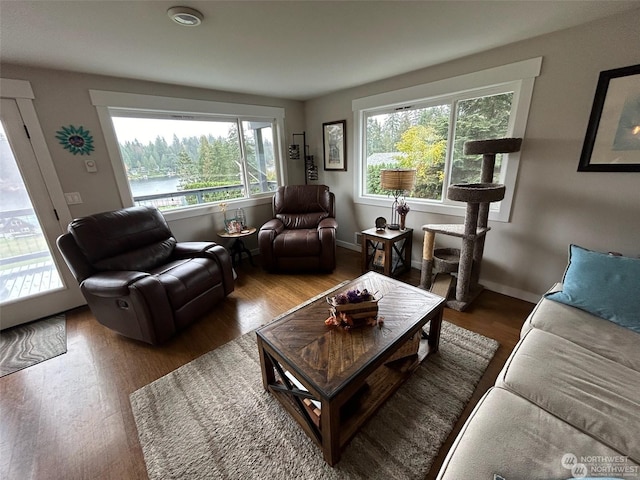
[256,272,445,398]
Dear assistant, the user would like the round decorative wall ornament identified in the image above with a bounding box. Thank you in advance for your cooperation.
[55,125,94,155]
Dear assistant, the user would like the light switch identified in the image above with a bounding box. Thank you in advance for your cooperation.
[84,159,98,172]
[64,192,83,205]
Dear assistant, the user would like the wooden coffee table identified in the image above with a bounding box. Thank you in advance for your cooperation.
[256,271,445,466]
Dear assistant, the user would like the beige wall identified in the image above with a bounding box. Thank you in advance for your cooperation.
[0,65,306,251]
[3,9,639,302]
[305,9,640,302]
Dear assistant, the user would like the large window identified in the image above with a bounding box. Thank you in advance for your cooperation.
[110,114,277,210]
[91,91,285,217]
[354,58,541,222]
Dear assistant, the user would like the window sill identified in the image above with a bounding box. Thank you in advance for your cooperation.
[162,195,273,222]
[356,195,508,222]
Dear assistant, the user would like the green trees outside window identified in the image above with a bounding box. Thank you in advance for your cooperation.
[112,116,278,209]
[365,92,513,202]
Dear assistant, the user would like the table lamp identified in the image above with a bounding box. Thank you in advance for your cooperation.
[380,169,416,230]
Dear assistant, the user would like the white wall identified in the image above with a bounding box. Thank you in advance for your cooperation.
[0,65,306,251]
[305,9,640,302]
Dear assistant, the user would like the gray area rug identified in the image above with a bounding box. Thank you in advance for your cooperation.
[0,314,66,377]
[130,321,499,480]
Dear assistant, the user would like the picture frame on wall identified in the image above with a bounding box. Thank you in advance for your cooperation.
[578,63,640,172]
[323,120,347,171]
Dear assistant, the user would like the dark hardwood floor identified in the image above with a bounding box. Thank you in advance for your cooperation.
[0,247,534,480]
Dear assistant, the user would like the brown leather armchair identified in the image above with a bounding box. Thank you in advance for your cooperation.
[57,206,234,345]
[258,185,337,272]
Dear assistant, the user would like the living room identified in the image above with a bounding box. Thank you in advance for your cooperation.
[1,2,639,479]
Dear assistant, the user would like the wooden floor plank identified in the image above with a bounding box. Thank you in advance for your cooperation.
[0,247,534,479]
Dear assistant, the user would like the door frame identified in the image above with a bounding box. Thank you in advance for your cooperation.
[0,78,84,329]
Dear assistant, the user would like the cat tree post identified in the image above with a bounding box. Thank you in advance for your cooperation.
[419,137,522,311]
[420,230,435,289]
[446,183,504,309]
[464,138,522,286]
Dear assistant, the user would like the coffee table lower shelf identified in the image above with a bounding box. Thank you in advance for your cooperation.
[262,331,434,464]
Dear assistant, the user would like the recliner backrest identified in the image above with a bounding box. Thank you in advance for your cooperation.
[273,185,335,229]
[68,206,176,272]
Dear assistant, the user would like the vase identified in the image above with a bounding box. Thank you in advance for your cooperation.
[400,214,406,230]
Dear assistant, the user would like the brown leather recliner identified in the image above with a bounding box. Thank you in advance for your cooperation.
[56,206,234,345]
[258,185,337,272]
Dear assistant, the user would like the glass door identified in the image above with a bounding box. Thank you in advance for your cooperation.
[0,98,83,328]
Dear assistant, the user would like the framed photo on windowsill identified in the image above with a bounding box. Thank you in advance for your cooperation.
[323,120,346,171]
[578,64,640,172]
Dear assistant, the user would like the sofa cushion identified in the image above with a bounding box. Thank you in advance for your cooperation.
[545,245,640,333]
[436,387,637,480]
[152,258,222,310]
[522,288,640,373]
[496,328,640,462]
[273,229,321,256]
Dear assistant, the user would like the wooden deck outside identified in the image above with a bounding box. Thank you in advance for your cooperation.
[0,260,62,303]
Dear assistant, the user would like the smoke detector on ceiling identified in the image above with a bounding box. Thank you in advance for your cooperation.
[167,6,203,26]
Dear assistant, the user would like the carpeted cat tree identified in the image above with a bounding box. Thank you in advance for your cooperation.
[419,137,522,311]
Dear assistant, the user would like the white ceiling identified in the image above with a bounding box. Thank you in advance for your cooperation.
[1,1,639,101]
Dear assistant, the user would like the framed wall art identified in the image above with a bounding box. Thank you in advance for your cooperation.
[323,120,346,171]
[578,63,640,172]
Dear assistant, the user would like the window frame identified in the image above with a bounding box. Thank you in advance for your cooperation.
[90,90,287,221]
[353,57,542,222]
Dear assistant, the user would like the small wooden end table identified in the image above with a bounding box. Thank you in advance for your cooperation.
[217,227,256,266]
[256,271,445,465]
[361,227,413,277]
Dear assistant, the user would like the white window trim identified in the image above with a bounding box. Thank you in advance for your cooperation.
[352,57,542,222]
[90,90,287,221]
[1,78,73,230]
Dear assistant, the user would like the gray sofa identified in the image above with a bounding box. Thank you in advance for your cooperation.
[437,284,640,480]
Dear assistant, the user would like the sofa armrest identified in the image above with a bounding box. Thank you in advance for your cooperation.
[172,242,234,295]
[81,271,150,297]
[81,272,175,344]
[260,219,284,234]
[173,241,218,258]
[318,220,337,271]
[258,219,284,271]
[203,244,235,296]
[318,218,337,230]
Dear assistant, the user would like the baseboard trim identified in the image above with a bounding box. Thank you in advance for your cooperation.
[476,279,540,304]
[336,240,360,252]
[296,243,540,304]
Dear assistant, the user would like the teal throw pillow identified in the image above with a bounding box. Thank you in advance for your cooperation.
[545,244,640,333]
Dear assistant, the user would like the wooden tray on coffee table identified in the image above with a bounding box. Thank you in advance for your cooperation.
[256,271,445,466]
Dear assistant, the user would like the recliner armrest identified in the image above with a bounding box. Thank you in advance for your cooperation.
[173,241,218,258]
[258,219,284,271]
[260,218,284,234]
[172,241,234,295]
[82,271,150,297]
[318,218,338,230]
[203,244,235,296]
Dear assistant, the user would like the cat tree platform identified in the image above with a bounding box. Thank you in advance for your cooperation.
[419,137,522,311]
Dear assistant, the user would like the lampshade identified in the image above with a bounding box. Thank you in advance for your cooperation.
[380,169,416,231]
[380,169,416,192]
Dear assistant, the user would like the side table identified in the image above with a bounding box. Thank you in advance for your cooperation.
[361,227,413,277]
[217,227,257,266]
